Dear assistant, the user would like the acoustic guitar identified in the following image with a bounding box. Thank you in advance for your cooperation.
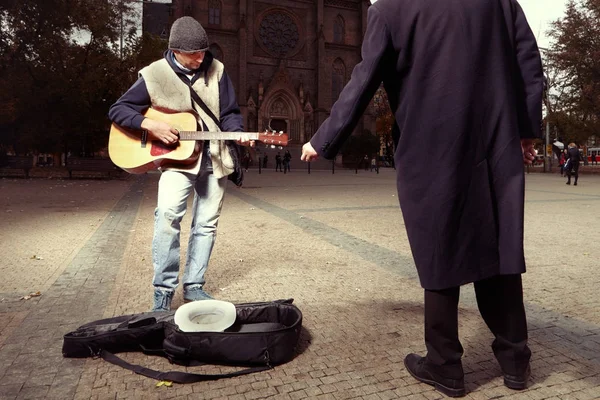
[108,108,288,174]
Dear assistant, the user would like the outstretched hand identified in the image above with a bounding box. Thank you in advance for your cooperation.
[301,142,318,162]
[521,139,536,165]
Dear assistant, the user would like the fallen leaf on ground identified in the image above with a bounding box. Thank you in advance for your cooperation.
[156,381,173,387]
[20,291,41,300]
[30,255,43,260]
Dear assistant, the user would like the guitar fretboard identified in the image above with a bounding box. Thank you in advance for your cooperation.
[178,131,260,141]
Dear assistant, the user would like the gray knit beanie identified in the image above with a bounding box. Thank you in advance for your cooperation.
[168,16,209,53]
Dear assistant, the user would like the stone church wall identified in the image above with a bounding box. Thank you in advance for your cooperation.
[162,0,376,143]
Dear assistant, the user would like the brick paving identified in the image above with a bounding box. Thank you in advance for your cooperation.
[0,169,599,400]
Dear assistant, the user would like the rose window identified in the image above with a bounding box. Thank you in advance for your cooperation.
[258,12,300,57]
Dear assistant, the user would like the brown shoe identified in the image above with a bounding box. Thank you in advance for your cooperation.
[404,354,466,397]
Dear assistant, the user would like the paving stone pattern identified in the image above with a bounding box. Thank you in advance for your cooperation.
[0,177,145,399]
[0,170,599,400]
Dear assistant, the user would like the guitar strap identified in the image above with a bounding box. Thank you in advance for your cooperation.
[176,74,222,129]
[175,74,244,186]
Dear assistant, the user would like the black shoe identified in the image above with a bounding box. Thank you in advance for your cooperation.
[574,182,577,186]
[404,354,466,397]
[566,181,571,185]
[503,365,530,390]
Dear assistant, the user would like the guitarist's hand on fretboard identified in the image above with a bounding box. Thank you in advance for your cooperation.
[141,118,179,145]
[235,133,255,148]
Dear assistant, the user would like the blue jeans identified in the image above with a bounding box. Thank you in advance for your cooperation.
[152,170,227,293]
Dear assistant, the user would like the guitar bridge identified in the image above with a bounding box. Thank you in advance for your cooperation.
[141,130,148,148]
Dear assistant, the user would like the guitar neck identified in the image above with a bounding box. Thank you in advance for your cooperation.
[178,131,260,141]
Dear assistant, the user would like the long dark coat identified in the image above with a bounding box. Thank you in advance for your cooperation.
[310,0,544,290]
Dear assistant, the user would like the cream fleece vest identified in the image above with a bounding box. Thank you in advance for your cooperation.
[139,58,234,178]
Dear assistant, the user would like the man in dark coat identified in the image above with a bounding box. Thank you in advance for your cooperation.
[301,0,543,397]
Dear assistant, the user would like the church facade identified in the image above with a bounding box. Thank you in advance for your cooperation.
[168,0,376,145]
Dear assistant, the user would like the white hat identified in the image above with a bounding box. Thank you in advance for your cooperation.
[174,300,237,332]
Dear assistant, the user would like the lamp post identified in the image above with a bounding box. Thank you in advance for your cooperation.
[539,47,552,172]
[545,116,552,172]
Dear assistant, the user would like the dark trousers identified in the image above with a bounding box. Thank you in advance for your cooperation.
[566,164,579,183]
[424,274,531,378]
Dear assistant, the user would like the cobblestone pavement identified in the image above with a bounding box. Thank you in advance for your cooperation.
[0,169,599,400]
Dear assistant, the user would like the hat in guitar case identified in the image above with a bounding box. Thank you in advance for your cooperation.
[174,300,237,332]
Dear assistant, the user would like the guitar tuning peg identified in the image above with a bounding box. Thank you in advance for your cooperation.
[270,145,276,149]
[278,146,283,150]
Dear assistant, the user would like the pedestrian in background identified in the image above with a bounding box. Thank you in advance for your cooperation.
[243,150,251,172]
[283,150,292,173]
[565,143,582,186]
[370,156,378,172]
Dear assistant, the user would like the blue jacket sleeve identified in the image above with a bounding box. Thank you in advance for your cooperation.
[219,71,244,133]
[108,77,151,130]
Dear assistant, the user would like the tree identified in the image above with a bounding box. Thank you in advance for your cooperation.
[0,0,166,156]
[544,0,600,145]
[373,85,395,162]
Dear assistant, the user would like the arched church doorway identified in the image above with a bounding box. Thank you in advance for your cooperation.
[269,118,287,133]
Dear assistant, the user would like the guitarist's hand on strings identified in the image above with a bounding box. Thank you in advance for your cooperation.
[141,118,179,145]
